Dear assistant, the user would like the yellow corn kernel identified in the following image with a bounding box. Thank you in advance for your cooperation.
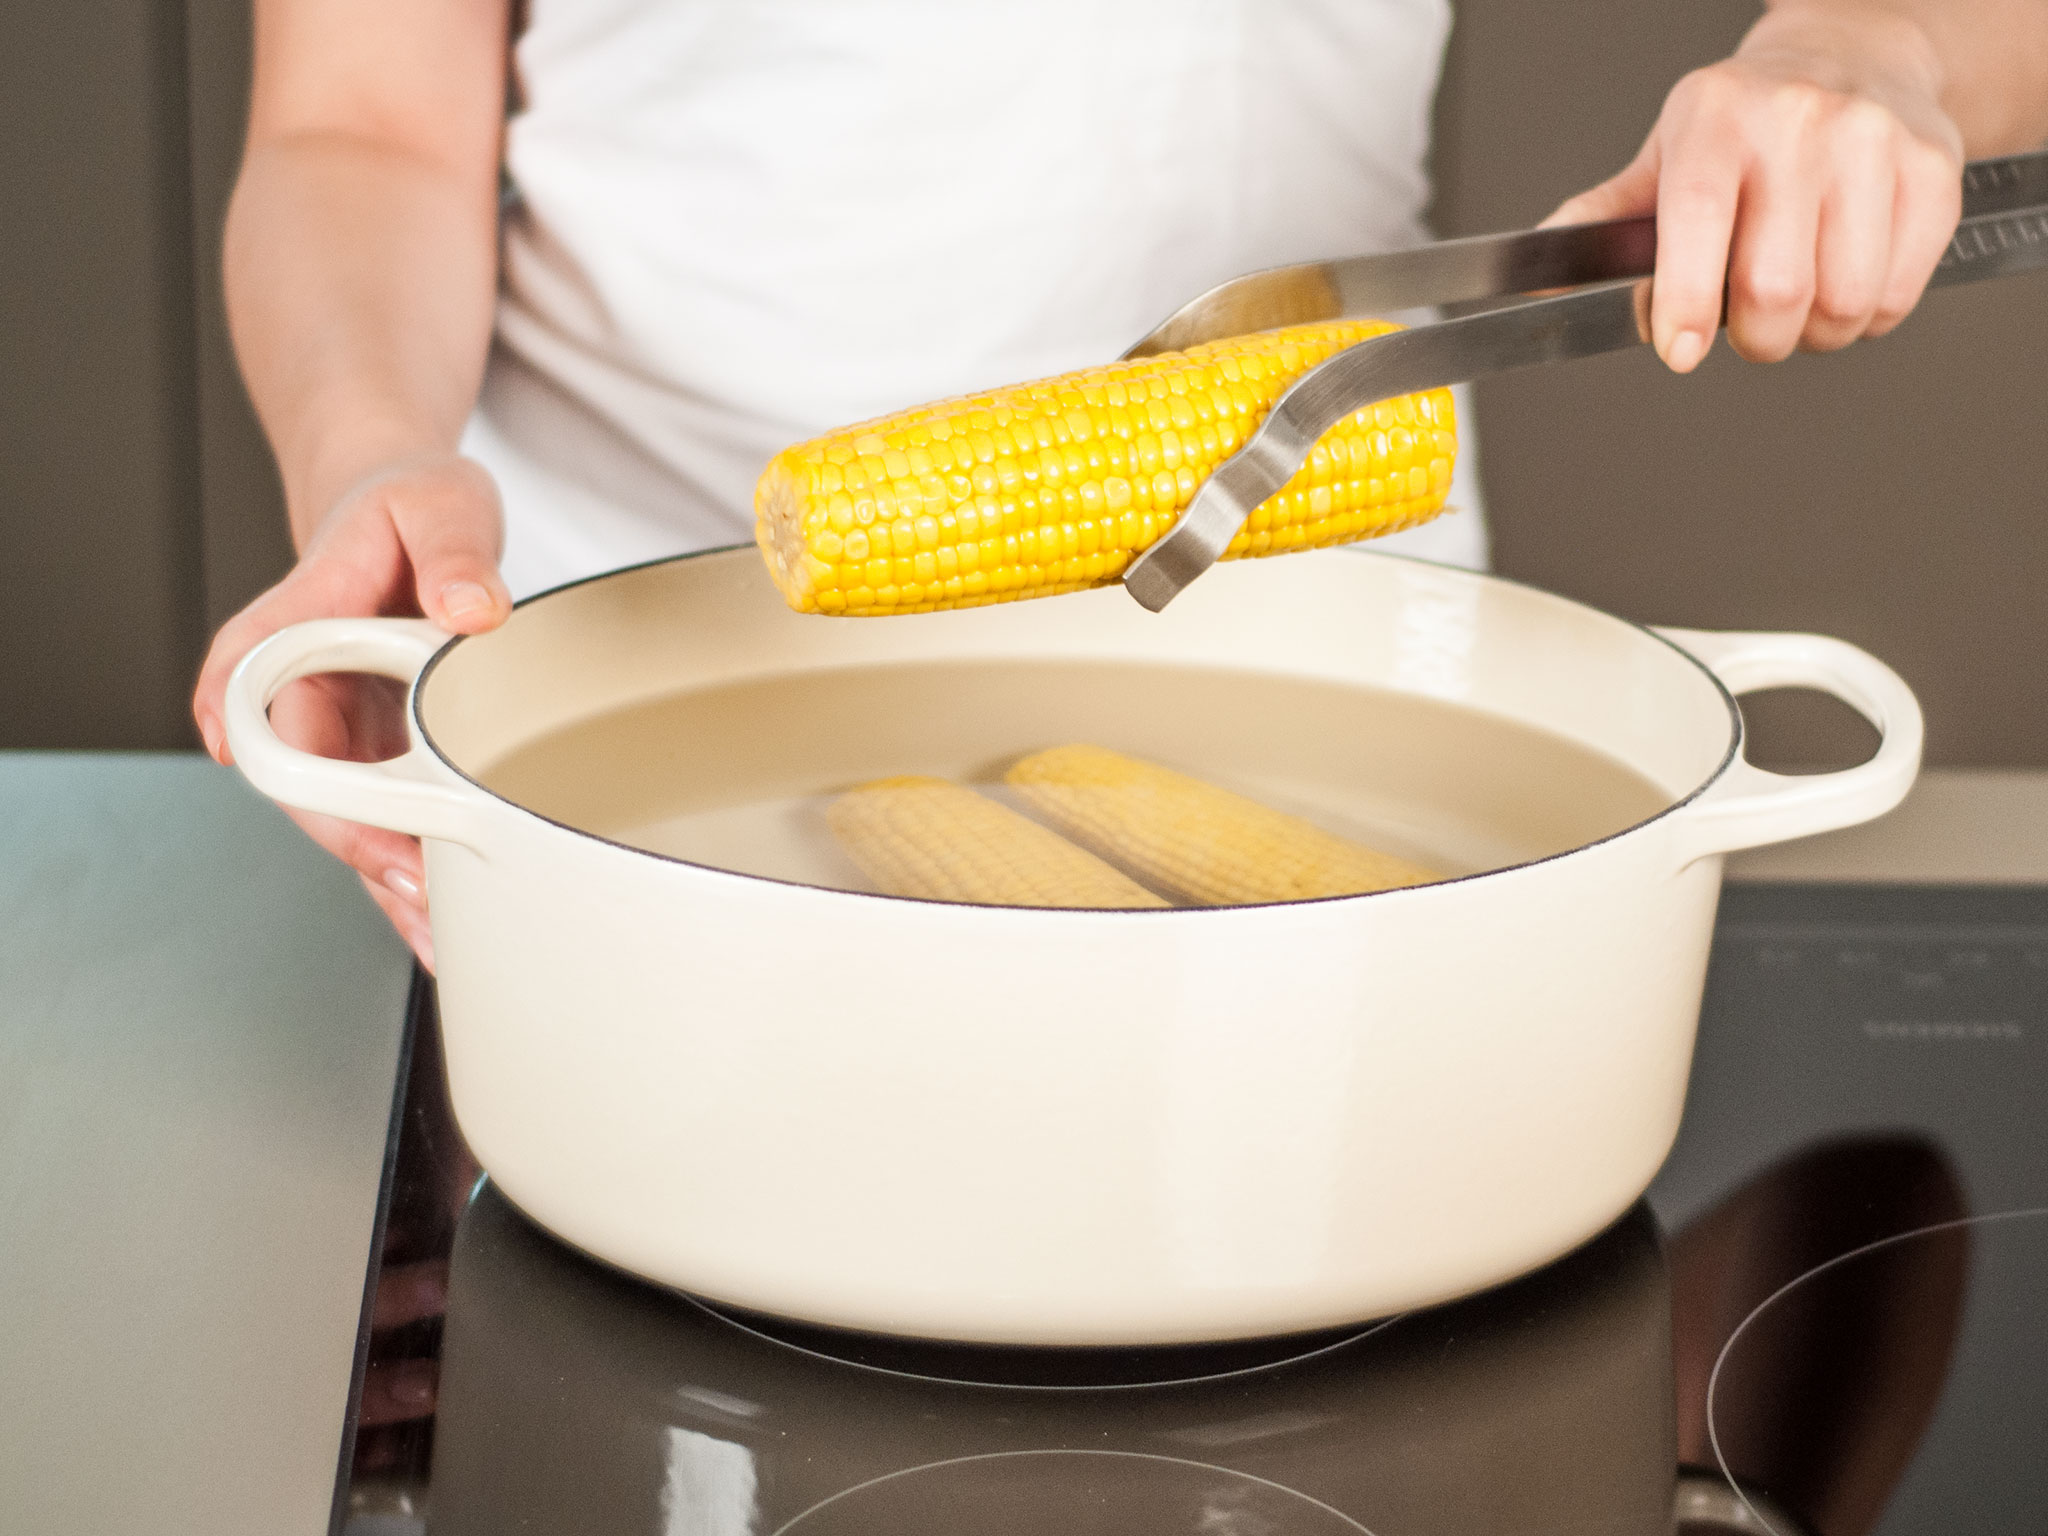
[756,320,1456,615]
[1006,745,1439,906]
[827,776,1170,909]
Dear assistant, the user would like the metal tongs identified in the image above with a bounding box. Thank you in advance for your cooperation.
[1121,149,2048,611]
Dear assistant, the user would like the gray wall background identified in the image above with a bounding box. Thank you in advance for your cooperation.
[2,1,2042,761]
[0,0,288,750]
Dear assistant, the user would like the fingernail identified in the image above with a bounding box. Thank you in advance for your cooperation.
[441,580,495,621]
[1668,329,1709,373]
[392,1372,435,1409]
[197,713,222,760]
[384,868,424,906]
[389,1265,447,1315]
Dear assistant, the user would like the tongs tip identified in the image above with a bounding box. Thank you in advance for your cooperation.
[1120,557,1181,613]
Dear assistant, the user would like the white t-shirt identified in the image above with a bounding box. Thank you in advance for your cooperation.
[464,0,1487,599]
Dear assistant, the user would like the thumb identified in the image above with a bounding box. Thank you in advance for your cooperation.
[384,456,514,633]
[1540,136,1661,228]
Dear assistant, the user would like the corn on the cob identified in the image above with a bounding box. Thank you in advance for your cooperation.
[1006,745,1439,906]
[827,775,1170,909]
[756,320,1456,616]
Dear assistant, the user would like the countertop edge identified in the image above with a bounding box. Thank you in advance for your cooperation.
[1726,768,2048,885]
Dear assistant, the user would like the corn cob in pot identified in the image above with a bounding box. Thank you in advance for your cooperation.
[827,775,1169,909]
[1008,745,1439,905]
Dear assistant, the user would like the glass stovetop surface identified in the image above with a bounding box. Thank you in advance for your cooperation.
[336,884,2048,1536]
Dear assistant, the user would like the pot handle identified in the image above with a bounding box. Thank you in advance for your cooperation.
[1657,627,1922,865]
[222,617,490,853]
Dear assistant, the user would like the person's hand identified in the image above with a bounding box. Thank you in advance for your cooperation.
[192,453,511,967]
[1546,3,1963,372]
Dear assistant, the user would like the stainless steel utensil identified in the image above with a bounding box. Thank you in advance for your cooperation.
[1123,150,2048,612]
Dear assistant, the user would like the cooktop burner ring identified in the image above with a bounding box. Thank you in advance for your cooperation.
[682,1293,1403,1392]
[1706,1202,2048,1536]
[767,1449,1375,1536]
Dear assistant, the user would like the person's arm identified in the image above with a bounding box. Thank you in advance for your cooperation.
[1551,0,2048,371]
[192,0,512,965]
[227,0,508,548]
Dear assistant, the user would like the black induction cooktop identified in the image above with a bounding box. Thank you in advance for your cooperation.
[334,883,2048,1536]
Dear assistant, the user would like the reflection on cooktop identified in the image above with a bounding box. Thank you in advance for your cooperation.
[335,885,2048,1536]
[427,1189,1671,1536]
[1674,1136,1971,1536]
[1709,1205,2048,1536]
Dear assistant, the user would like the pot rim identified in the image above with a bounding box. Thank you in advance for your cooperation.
[411,544,1745,915]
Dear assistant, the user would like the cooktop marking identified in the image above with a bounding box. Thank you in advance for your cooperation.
[1705,1205,2048,1536]
[766,1449,1377,1536]
[1860,1020,2027,1042]
[683,1295,1404,1394]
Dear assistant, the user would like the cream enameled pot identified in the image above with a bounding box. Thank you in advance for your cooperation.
[224,548,1920,1344]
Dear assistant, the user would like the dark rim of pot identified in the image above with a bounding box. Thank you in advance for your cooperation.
[411,545,1747,914]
